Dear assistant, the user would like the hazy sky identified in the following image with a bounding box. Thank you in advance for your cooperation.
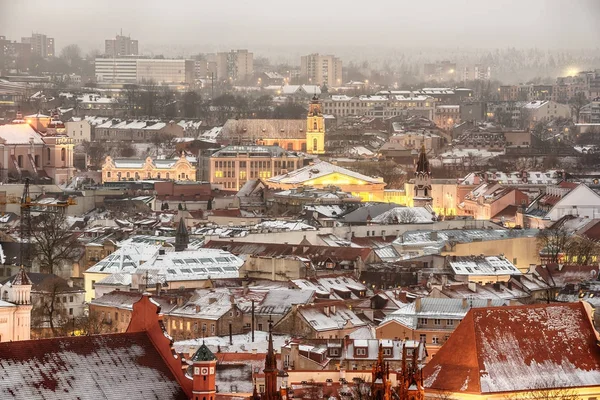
[1,0,599,55]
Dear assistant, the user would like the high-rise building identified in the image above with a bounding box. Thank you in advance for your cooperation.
[210,49,253,82]
[105,34,139,57]
[21,33,54,58]
[300,53,343,87]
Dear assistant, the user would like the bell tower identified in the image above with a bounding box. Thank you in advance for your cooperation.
[306,95,325,154]
[413,143,432,207]
[191,343,217,400]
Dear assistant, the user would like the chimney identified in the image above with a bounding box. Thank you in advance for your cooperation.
[398,292,407,303]
[158,249,166,255]
[430,231,438,241]
[486,299,493,307]
[155,282,161,295]
[414,297,422,312]
[468,282,477,292]
[323,306,330,317]
[344,335,352,349]
[462,298,468,309]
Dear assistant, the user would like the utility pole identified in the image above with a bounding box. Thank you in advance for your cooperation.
[251,300,255,342]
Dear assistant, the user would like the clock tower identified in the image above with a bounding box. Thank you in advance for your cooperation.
[306,95,325,154]
[191,343,217,400]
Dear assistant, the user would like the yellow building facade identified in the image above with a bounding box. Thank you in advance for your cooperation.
[102,154,197,183]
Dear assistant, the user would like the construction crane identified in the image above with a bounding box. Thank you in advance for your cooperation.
[19,178,32,268]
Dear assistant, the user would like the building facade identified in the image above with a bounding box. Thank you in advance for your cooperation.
[300,53,343,87]
[21,33,54,58]
[209,145,303,191]
[95,58,195,85]
[322,95,435,119]
[105,34,139,57]
[102,154,197,183]
[211,49,253,82]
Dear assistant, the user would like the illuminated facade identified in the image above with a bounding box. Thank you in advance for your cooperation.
[220,97,326,154]
[209,145,303,191]
[305,95,325,154]
[0,112,75,185]
[102,154,197,183]
[267,160,385,202]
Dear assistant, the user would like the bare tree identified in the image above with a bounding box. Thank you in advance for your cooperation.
[81,140,108,169]
[536,225,570,264]
[31,276,70,337]
[398,209,418,224]
[568,92,588,123]
[30,212,81,275]
[303,380,323,400]
[563,235,599,265]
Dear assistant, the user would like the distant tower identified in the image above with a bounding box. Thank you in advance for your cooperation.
[175,217,189,252]
[306,95,325,155]
[191,343,217,400]
[263,319,279,400]
[413,143,432,207]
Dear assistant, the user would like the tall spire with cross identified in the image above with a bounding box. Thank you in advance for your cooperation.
[263,316,279,400]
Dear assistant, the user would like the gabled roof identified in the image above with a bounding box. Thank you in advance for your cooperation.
[268,160,383,185]
[0,295,192,399]
[423,302,600,394]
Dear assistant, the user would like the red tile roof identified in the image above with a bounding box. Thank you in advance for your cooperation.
[558,181,579,189]
[0,332,189,399]
[423,302,600,394]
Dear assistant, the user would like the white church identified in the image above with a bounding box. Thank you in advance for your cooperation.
[0,268,32,342]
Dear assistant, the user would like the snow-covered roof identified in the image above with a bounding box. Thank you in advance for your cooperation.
[174,330,291,355]
[382,298,507,330]
[449,255,521,276]
[268,160,383,185]
[371,207,434,224]
[0,123,45,145]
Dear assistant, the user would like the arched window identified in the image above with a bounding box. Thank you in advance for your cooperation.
[117,172,121,180]
[166,173,170,179]
[46,148,51,161]
[107,172,111,178]
[126,172,130,178]
[60,148,66,162]
[157,173,161,179]
[313,120,318,130]
[313,138,318,151]
[287,143,293,151]
[147,172,151,178]
[135,172,140,180]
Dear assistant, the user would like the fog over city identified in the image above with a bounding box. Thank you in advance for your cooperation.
[2,0,600,55]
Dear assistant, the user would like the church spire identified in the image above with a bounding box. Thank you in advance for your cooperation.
[263,318,279,400]
[415,143,430,175]
[174,216,189,252]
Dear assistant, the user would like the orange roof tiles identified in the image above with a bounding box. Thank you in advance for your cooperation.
[423,302,600,394]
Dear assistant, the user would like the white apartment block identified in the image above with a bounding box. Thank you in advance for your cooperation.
[95,58,194,85]
[301,54,343,87]
[322,94,436,119]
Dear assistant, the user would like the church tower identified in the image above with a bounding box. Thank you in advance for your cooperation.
[413,144,432,207]
[6,267,32,341]
[371,343,393,400]
[306,95,325,155]
[191,343,217,400]
[263,319,280,400]
[175,216,189,252]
